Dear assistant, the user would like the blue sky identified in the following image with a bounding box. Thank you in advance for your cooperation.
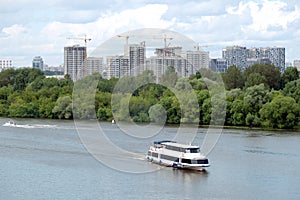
[1,0,300,67]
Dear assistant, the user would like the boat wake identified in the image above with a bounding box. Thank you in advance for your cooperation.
[2,122,58,129]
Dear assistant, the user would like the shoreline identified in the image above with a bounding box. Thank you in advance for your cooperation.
[1,117,299,132]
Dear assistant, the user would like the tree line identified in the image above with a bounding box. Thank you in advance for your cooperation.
[0,63,299,129]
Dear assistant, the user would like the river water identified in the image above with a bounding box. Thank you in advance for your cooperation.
[0,118,299,200]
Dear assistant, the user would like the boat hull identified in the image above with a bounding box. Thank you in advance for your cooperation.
[146,156,209,171]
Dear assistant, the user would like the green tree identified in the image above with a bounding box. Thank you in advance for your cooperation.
[13,68,45,91]
[283,79,300,103]
[148,104,166,123]
[225,88,244,125]
[244,63,281,90]
[280,67,299,89]
[8,97,39,118]
[222,65,244,90]
[260,95,300,129]
[52,96,73,119]
[230,99,246,126]
[0,68,15,87]
[161,66,177,87]
[243,83,270,115]
[245,73,267,88]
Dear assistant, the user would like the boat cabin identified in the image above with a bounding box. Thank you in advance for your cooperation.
[153,141,201,153]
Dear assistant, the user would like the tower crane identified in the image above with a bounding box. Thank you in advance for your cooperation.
[194,43,209,51]
[66,35,92,47]
[117,35,131,56]
[66,35,92,79]
[151,34,173,56]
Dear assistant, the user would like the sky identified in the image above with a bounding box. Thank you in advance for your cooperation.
[1,0,300,67]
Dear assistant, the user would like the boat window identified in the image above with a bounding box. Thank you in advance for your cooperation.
[161,154,178,161]
[165,145,186,152]
[152,153,158,158]
[191,159,209,164]
[181,159,191,164]
[187,148,200,153]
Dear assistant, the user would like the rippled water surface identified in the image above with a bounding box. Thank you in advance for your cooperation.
[0,118,299,200]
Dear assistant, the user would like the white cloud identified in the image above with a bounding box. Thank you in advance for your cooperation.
[0,4,173,66]
[1,0,300,66]
[228,0,300,32]
[41,4,173,47]
[2,24,28,36]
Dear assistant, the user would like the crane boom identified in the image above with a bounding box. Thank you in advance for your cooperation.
[66,35,91,46]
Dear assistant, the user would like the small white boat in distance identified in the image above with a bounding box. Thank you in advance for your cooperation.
[146,140,210,171]
[3,120,17,127]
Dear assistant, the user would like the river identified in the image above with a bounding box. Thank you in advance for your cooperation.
[0,118,299,200]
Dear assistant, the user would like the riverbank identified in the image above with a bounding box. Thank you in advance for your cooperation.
[2,117,299,132]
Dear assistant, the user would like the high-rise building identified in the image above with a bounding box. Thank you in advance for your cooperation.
[223,46,286,71]
[294,60,300,71]
[86,57,104,76]
[246,57,272,68]
[148,47,188,82]
[106,56,129,79]
[129,42,146,77]
[64,45,86,81]
[183,50,210,74]
[210,58,227,73]
[0,59,13,72]
[222,46,247,71]
[32,56,44,70]
[247,47,285,72]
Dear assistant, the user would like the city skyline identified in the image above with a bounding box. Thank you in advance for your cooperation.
[1,0,300,67]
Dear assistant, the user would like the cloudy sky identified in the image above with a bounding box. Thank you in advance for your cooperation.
[1,0,300,67]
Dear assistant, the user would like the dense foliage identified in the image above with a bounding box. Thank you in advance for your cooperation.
[0,63,299,129]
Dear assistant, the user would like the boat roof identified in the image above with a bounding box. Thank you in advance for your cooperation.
[155,141,200,149]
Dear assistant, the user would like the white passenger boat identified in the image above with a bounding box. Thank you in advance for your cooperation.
[146,140,210,171]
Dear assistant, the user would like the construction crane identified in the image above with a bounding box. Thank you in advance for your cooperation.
[117,35,131,56]
[66,35,92,79]
[194,43,209,51]
[151,34,173,56]
[152,35,173,48]
[66,35,92,47]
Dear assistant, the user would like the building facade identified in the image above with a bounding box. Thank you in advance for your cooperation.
[210,58,227,73]
[129,42,146,77]
[106,56,129,79]
[294,60,300,71]
[222,46,286,71]
[64,45,86,81]
[147,46,189,82]
[0,60,13,72]
[183,50,210,74]
[222,46,247,71]
[247,47,285,72]
[32,56,44,70]
[86,57,104,76]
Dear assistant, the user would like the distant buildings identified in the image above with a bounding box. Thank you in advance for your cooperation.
[32,56,44,70]
[63,40,289,81]
[222,46,247,71]
[183,50,210,74]
[87,57,104,76]
[0,59,13,72]
[210,58,227,73]
[64,45,86,81]
[293,60,300,71]
[106,56,129,79]
[129,42,146,77]
[222,46,285,72]
[147,47,186,81]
